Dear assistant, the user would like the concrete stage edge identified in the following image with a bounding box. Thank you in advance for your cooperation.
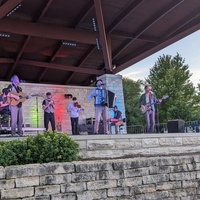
[71,133,200,159]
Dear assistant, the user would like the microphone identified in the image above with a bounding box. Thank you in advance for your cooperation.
[20,79,26,83]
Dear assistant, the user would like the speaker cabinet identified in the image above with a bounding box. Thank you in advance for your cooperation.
[167,119,185,133]
[79,123,104,134]
[107,90,115,108]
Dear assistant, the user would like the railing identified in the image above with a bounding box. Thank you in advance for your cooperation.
[127,120,200,134]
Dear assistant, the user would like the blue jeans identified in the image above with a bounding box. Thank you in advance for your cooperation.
[145,110,155,133]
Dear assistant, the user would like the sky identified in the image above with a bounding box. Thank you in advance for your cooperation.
[118,30,200,87]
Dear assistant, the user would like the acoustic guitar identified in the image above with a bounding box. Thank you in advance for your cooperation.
[140,95,169,114]
[6,91,44,106]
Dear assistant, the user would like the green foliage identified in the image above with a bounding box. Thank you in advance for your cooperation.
[147,53,199,122]
[0,131,79,167]
[122,77,145,126]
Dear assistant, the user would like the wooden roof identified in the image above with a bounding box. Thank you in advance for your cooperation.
[0,0,200,85]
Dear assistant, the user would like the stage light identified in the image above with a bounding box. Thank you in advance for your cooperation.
[92,17,97,32]
[0,33,10,37]
[6,4,21,16]
[62,40,77,47]
[96,37,101,50]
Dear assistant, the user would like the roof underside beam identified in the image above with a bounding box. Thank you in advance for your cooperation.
[94,0,112,71]
[0,18,98,44]
[0,58,102,75]
[0,0,23,19]
[112,0,185,60]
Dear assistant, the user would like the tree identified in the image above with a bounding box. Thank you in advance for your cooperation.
[122,77,145,126]
[147,53,198,122]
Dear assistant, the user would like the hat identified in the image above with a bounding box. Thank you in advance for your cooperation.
[46,92,51,96]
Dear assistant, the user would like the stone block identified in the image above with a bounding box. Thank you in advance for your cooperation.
[76,189,107,200]
[115,141,131,149]
[156,181,181,190]
[96,170,124,180]
[183,137,198,145]
[130,184,156,195]
[174,138,183,145]
[170,164,188,173]
[51,193,76,200]
[142,138,159,148]
[6,164,45,178]
[0,166,5,179]
[86,140,115,150]
[40,174,71,185]
[1,187,34,199]
[35,185,60,196]
[124,168,149,178]
[182,180,198,188]
[143,174,169,184]
[135,191,169,200]
[149,166,170,175]
[149,147,169,155]
[77,141,87,149]
[87,180,117,190]
[75,160,113,172]
[42,163,75,174]
[168,188,196,198]
[123,148,150,156]
[71,172,96,182]
[23,197,50,200]
[61,182,86,192]
[159,138,175,146]
[118,177,142,187]
[170,172,196,181]
[107,187,130,197]
[113,158,151,170]
[129,139,142,148]
[16,176,39,187]
[0,179,15,189]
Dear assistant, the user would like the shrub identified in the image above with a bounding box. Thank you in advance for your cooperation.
[0,131,79,167]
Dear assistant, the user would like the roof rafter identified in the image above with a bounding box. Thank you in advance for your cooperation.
[94,0,112,71]
[113,19,200,74]
[70,0,94,28]
[112,0,184,60]
[0,18,98,44]
[0,0,23,19]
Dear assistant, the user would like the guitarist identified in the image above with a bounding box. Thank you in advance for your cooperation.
[8,75,25,136]
[138,85,162,133]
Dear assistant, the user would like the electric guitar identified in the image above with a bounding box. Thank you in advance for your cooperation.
[6,91,44,106]
[140,95,169,114]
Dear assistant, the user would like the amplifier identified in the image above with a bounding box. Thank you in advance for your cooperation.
[167,119,185,133]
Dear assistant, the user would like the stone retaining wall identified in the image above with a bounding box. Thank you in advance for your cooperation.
[74,133,200,159]
[1,155,200,199]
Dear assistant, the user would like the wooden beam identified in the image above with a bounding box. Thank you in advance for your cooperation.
[106,0,143,33]
[19,59,102,75]
[0,0,22,19]
[113,20,200,74]
[94,0,112,71]
[112,0,184,60]
[70,0,94,28]
[0,18,98,44]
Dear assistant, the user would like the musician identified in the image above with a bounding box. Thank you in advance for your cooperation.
[9,75,24,136]
[138,85,162,133]
[110,105,124,134]
[67,97,83,135]
[88,79,108,134]
[42,92,56,131]
[0,88,10,114]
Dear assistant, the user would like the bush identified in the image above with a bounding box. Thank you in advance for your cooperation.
[0,131,79,167]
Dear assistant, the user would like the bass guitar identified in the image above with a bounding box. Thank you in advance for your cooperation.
[140,94,169,114]
[6,91,44,106]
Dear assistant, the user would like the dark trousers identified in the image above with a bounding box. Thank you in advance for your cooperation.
[71,117,79,135]
[44,112,55,131]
